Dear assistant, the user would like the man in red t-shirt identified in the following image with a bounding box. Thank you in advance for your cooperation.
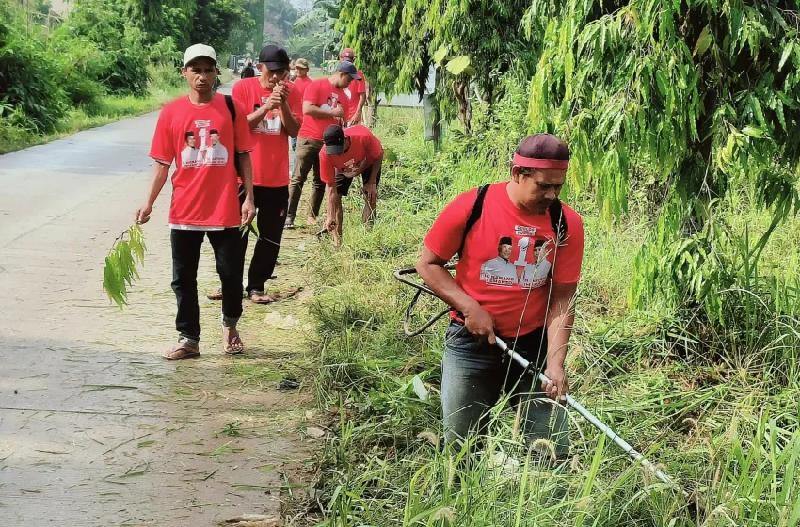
[416,134,585,454]
[226,44,301,304]
[135,43,256,360]
[319,124,383,245]
[285,61,359,228]
[339,48,367,126]
[290,57,313,152]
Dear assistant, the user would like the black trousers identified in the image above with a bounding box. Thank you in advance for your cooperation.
[171,228,243,342]
[240,185,288,293]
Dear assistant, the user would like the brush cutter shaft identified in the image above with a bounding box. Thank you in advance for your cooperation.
[494,336,678,490]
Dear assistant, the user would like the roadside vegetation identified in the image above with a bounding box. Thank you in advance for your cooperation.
[0,0,251,153]
[301,3,800,524]
[303,108,800,526]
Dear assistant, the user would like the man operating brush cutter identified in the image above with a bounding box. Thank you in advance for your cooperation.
[415,133,584,454]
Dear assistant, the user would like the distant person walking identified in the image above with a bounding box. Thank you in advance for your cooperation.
[135,43,256,360]
[340,48,367,126]
[291,58,313,151]
[285,61,360,228]
[320,124,383,245]
[240,60,255,79]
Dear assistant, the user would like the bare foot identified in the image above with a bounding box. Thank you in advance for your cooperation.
[222,326,244,355]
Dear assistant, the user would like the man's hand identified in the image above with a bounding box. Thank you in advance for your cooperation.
[348,111,362,126]
[266,91,283,110]
[463,302,496,344]
[542,365,569,401]
[241,197,256,225]
[135,204,152,224]
[363,182,377,203]
[330,105,345,119]
[323,216,336,232]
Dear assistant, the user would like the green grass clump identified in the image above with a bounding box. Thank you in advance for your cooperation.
[302,108,800,526]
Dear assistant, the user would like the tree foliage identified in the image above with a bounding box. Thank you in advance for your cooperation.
[518,1,800,320]
[287,0,342,65]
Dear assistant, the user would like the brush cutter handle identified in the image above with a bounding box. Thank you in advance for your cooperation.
[394,266,455,337]
[494,336,680,491]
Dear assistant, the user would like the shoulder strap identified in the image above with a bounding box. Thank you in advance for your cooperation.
[548,199,568,245]
[457,184,490,258]
[224,94,236,122]
[223,94,241,174]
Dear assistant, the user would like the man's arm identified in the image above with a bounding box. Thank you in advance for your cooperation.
[303,100,344,120]
[237,152,256,225]
[348,92,366,125]
[135,161,170,224]
[246,104,272,129]
[363,154,382,203]
[281,94,300,137]
[542,282,577,400]
[416,247,496,343]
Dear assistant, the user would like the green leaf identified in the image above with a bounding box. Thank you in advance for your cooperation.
[445,55,471,75]
[694,25,713,56]
[741,126,764,138]
[778,42,793,71]
[432,45,448,65]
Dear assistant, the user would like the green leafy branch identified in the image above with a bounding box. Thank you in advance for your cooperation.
[103,224,146,308]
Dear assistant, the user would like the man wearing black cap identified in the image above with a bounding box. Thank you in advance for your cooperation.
[223,44,302,304]
[285,61,360,228]
[415,134,585,456]
[319,124,383,245]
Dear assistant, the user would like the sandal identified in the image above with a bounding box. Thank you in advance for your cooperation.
[248,290,277,304]
[163,338,200,360]
[223,327,245,355]
[206,287,223,301]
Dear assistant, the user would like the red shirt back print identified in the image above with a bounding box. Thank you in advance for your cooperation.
[423,182,585,336]
[149,94,253,228]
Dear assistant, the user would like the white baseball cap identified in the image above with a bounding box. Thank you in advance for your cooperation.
[183,44,217,67]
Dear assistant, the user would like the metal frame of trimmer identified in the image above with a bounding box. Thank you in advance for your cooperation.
[393,265,685,495]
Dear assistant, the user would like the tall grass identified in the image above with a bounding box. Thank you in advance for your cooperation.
[302,108,800,527]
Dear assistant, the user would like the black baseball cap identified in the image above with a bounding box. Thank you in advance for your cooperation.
[323,125,346,155]
[259,45,290,70]
[337,61,362,80]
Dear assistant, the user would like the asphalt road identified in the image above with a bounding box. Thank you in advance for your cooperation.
[0,103,311,525]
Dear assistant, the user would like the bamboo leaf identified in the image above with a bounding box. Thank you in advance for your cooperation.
[694,25,712,56]
[445,55,471,75]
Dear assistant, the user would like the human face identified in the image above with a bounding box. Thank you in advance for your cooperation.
[182,58,217,94]
[499,243,512,260]
[186,135,196,147]
[510,166,566,213]
[259,64,288,89]
[296,67,309,78]
[332,72,353,89]
[211,133,219,145]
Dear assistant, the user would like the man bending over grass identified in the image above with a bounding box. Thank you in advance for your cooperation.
[320,124,383,245]
[416,134,585,458]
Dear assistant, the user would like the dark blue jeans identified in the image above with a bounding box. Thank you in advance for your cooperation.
[441,321,569,456]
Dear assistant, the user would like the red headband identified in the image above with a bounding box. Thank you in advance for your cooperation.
[513,152,569,169]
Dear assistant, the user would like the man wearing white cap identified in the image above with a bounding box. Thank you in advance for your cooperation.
[135,44,256,360]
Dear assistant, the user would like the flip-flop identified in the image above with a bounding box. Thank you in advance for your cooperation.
[223,332,245,355]
[248,290,277,304]
[163,340,200,360]
[206,287,223,301]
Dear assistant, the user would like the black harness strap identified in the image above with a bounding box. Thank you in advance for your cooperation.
[457,184,568,259]
[457,184,490,258]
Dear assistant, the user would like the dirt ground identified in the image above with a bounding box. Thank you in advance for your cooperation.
[0,107,323,526]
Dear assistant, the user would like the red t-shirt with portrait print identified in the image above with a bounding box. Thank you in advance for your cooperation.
[232,77,302,187]
[319,125,383,185]
[424,182,585,336]
[149,94,253,228]
[345,71,367,121]
[298,78,349,141]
